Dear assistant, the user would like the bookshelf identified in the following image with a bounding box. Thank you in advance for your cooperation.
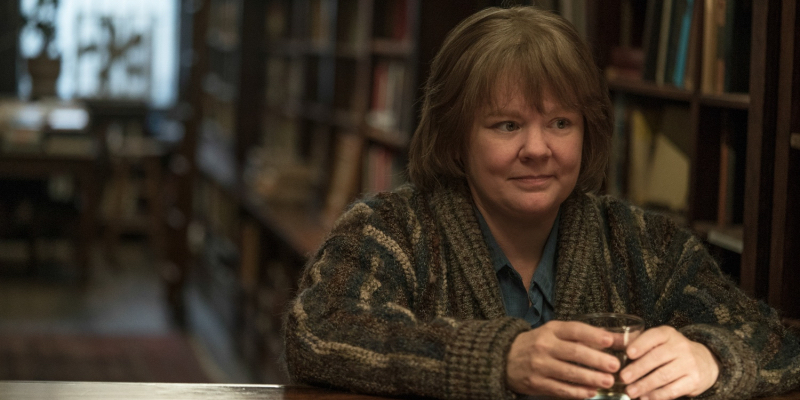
[252,0,420,227]
[173,0,424,382]
[243,0,421,381]
[592,0,799,316]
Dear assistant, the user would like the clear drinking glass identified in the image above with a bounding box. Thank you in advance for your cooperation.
[575,312,645,400]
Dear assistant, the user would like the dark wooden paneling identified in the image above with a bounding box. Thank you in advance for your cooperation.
[0,0,20,94]
[741,0,781,300]
[769,0,800,318]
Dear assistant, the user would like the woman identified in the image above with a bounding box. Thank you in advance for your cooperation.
[284,6,800,400]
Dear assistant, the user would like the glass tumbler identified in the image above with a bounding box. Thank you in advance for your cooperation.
[576,312,645,400]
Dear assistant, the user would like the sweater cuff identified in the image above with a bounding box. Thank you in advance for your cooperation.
[443,318,530,400]
[679,324,758,400]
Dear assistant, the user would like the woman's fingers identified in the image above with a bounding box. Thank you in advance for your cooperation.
[525,376,600,400]
[507,321,621,397]
[623,356,684,399]
[618,326,720,400]
[558,321,615,349]
[632,376,694,400]
[551,341,620,374]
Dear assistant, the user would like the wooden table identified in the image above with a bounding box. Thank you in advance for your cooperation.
[0,382,389,400]
[1,381,799,400]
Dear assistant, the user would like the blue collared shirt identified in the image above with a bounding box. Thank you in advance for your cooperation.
[475,209,558,328]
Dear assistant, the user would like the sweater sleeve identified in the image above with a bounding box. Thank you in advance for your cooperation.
[650,216,800,399]
[283,195,530,400]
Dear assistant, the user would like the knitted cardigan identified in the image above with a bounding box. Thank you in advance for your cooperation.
[284,181,800,400]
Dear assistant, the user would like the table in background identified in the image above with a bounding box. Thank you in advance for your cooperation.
[1,382,799,400]
[0,153,98,281]
[0,99,98,282]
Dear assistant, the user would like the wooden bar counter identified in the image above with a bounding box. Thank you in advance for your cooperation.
[2,381,800,400]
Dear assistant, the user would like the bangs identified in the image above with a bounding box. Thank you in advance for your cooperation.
[462,24,597,116]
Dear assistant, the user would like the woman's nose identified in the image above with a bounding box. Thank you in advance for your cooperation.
[518,126,551,160]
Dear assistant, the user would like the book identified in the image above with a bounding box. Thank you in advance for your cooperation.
[627,107,657,205]
[362,144,399,194]
[723,0,751,93]
[366,60,406,136]
[264,1,288,41]
[668,0,695,87]
[682,0,702,90]
[713,0,730,93]
[647,106,691,211]
[642,0,664,82]
[655,0,674,86]
[240,220,261,293]
[336,0,365,47]
[607,94,630,197]
[373,0,410,41]
[606,46,645,81]
[309,0,333,45]
[646,133,690,211]
[323,132,364,224]
[559,0,587,40]
[390,0,409,41]
[701,0,720,93]
[626,105,691,211]
[717,127,734,226]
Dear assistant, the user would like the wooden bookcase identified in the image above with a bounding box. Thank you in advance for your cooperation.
[174,0,425,382]
[767,0,800,321]
[591,0,799,318]
[0,1,18,94]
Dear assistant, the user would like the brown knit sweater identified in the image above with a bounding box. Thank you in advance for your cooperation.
[283,181,800,400]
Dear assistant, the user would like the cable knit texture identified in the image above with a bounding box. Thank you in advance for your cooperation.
[283,181,800,400]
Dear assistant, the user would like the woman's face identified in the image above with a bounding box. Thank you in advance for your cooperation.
[465,84,583,224]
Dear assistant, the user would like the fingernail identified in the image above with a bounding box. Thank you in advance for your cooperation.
[628,347,637,357]
[604,377,614,387]
[627,387,638,398]
[620,371,629,382]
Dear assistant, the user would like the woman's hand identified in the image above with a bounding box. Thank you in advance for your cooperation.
[506,320,621,399]
[621,326,720,400]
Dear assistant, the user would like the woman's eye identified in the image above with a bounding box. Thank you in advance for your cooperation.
[554,119,570,129]
[496,121,518,132]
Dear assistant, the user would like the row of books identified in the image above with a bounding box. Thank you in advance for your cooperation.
[606,0,750,94]
[365,60,408,141]
[700,0,751,94]
[264,0,410,46]
[264,55,409,139]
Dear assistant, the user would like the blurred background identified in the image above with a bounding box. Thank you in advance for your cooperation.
[0,0,797,386]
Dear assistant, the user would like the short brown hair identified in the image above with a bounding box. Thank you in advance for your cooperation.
[407,6,612,193]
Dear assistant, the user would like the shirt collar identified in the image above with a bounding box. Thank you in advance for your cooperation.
[475,208,560,305]
[535,212,559,305]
